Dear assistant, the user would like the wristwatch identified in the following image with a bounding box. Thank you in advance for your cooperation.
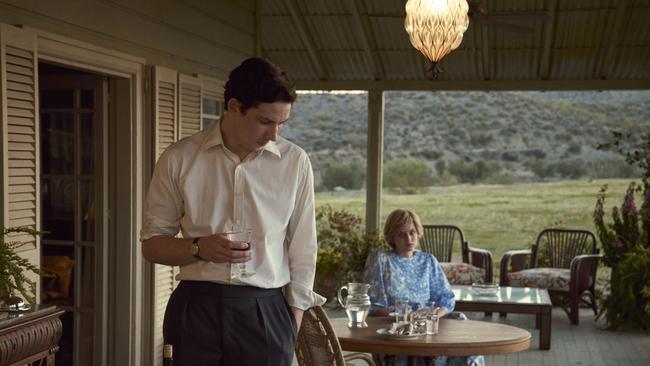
[190,237,201,259]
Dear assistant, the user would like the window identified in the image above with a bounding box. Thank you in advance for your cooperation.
[202,97,223,130]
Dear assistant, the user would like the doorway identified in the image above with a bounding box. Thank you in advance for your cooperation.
[39,63,107,366]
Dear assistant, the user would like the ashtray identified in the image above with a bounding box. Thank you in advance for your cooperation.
[471,283,499,296]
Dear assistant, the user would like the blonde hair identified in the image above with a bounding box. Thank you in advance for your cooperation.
[383,209,424,248]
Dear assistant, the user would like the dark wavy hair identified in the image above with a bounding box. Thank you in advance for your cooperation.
[224,57,297,113]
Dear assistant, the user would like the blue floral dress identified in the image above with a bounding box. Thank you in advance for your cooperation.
[362,250,485,366]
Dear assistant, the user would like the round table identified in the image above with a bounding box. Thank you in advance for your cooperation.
[331,316,531,357]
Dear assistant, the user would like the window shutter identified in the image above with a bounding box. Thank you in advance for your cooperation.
[1,24,40,259]
[178,74,202,139]
[150,65,179,366]
[201,76,224,104]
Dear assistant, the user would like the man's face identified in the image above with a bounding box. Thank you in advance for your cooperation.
[229,100,291,155]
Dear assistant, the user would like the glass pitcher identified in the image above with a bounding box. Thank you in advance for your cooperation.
[337,282,371,328]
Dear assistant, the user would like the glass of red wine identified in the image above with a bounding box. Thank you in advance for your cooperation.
[226,226,255,279]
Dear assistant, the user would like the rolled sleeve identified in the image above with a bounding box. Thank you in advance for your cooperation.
[284,155,326,309]
[140,148,183,241]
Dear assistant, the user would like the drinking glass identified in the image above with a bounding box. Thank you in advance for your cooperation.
[226,227,255,279]
[394,298,409,323]
[425,301,438,335]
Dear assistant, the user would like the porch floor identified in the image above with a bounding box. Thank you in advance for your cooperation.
[319,307,650,366]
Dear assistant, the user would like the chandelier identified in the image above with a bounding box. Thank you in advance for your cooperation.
[404,0,470,78]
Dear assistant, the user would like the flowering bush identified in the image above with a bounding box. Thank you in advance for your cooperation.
[593,132,650,332]
[314,206,389,302]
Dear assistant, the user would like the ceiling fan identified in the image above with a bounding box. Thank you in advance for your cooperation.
[467,0,549,33]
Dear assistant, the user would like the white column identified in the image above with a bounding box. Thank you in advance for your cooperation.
[365,89,384,233]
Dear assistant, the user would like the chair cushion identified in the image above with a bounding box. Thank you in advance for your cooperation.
[440,262,486,285]
[507,267,570,291]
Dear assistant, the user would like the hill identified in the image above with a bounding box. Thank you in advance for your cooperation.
[281,90,650,188]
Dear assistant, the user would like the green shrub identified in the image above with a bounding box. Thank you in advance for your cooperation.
[448,159,500,184]
[414,149,443,160]
[435,160,446,176]
[434,171,459,186]
[314,206,389,301]
[485,170,517,185]
[591,159,639,179]
[501,151,519,162]
[567,144,582,155]
[521,149,547,159]
[525,159,555,180]
[383,159,433,194]
[552,159,587,179]
[470,132,494,147]
[321,161,365,190]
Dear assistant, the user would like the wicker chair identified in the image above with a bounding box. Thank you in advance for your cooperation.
[500,228,602,324]
[295,306,375,366]
[420,224,493,284]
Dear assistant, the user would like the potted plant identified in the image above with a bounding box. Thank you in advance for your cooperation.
[0,226,44,308]
[593,132,650,332]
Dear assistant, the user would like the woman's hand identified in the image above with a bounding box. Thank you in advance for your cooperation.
[374,307,390,317]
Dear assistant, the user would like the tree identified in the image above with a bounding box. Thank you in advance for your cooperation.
[383,159,433,194]
[321,161,365,190]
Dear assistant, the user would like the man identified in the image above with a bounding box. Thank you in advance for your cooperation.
[141,57,325,365]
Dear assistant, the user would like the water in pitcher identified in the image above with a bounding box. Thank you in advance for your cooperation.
[345,305,370,327]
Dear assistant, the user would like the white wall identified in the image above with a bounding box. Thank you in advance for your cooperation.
[0,0,255,79]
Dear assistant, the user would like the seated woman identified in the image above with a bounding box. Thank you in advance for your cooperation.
[363,209,484,366]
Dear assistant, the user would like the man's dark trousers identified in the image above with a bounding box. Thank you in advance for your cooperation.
[163,281,297,365]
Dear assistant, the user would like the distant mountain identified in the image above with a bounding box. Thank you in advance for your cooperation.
[281,90,650,185]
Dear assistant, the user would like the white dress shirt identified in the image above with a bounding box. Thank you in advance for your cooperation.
[141,123,325,310]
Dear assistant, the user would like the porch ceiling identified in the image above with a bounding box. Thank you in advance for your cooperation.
[259,0,650,90]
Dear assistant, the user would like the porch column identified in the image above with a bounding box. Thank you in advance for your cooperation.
[365,89,384,233]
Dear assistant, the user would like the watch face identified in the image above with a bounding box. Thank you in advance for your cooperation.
[191,242,200,257]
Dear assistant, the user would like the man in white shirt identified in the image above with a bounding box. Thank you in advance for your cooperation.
[141,57,325,365]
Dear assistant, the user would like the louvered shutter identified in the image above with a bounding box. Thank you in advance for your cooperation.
[178,74,201,139]
[1,25,40,266]
[151,66,179,366]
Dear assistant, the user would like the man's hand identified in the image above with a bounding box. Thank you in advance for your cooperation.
[142,235,251,266]
[291,307,304,333]
[197,235,252,263]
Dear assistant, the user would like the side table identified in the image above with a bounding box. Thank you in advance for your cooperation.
[0,305,64,366]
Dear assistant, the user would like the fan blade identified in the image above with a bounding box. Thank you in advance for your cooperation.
[473,17,535,33]
[478,11,550,22]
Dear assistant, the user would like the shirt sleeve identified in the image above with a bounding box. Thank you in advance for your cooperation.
[140,147,183,241]
[363,250,389,314]
[283,154,326,310]
[428,254,456,314]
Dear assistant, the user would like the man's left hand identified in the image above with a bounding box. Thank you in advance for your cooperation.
[291,307,303,333]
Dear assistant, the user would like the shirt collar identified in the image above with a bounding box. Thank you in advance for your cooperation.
[200,121,282,158]
[200,122,225,151]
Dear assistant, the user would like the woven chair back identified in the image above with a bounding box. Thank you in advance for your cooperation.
[420,224,466,262]
[534,228,597,269]
[295,306,346,366]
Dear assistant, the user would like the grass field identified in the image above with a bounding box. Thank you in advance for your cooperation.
[316,179,635,271]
